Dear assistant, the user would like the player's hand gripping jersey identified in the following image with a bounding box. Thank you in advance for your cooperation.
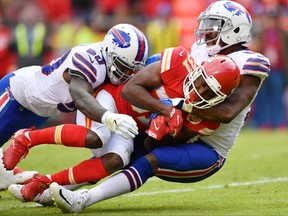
[9,43,107,117]
[103,46,220,136]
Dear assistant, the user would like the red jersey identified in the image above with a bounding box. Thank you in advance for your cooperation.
[103,46,220,136]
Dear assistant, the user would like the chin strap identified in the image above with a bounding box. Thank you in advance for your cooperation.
[206,36,222,55]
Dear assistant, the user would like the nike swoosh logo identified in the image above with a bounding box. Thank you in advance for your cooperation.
[59,189,71,206]
[88,55,95,64]
[153,120,160,130]
[179,50,185,56]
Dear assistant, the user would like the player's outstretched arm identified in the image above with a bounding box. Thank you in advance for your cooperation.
[122,62,172,118]
[69,76,138,139]
[69,75,106,122]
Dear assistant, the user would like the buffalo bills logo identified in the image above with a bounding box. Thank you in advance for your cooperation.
[110,27,131,48]
[223,2,251,24]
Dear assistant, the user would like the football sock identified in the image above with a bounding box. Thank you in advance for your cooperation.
[86,157,154,206]
[29,124,87,148]
[50,157,109,185]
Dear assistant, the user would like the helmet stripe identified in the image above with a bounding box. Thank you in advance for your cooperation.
[131,26,146,62]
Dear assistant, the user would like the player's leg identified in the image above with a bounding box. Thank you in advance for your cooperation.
[50,129,135,186]
[52,146,154,212]
[85,140,225,199]
[2,124,94,170]
[7,124,108,202]
[42,133,133,190]
[52,141,225,213]
[8,137,131,202]
[153,141,226,183]
[9,127,134,202]
[2,89,116,169]
[51,155,155,213]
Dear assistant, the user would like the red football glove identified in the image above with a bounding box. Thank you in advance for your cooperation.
[146,115,170,141]
[166,107,183,137]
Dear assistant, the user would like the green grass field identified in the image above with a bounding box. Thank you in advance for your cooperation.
[0,129,288,215]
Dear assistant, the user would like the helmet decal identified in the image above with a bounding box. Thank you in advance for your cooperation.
[223,1,251,24]
[110,27,131,48]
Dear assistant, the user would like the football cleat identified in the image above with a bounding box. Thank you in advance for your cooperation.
[0,148,38,190]
[8,184,54,206]
[14,174,52,202]
[3,127,35,170]
[51,182,89,213]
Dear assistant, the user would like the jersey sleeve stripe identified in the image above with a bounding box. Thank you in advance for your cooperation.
[246,57,270,67]
[243,65,270,74]
[243,57,270,75]
[161,48,173,72]
[72,53,97,83]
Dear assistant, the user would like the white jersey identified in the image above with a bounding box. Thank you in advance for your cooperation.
[9,43,107,117]
[191,43,270,157]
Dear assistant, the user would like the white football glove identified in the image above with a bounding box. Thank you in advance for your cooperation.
[170,98,193,113]
[101,111,138,140]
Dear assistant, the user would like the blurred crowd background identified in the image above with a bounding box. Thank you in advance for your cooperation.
[0,0,288,130]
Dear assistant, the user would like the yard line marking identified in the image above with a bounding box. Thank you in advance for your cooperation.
[2,177,287,210]
[125,177,288,197]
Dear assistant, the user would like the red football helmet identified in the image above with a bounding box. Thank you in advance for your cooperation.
[183,55,240,109]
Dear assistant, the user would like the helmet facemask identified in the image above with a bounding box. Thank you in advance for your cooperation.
[195,15,234,55]
[105,50,145,85]
[183,66,227,109]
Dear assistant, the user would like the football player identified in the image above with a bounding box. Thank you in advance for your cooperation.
[6,46,189,201]
[0,23,149,190]
[8,47,240,207]
[49,1,271,213]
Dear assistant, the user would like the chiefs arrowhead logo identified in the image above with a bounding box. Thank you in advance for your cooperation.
[187,114,201,124]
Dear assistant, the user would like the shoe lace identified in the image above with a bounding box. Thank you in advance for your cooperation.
[62,188,88,206]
